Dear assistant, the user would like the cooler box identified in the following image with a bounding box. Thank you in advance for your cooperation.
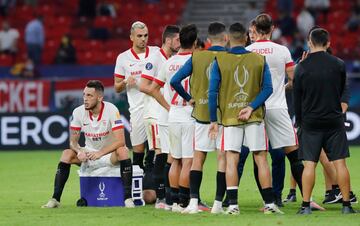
[78,165,144,207]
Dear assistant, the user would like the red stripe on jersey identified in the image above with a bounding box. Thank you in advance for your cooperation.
[114,73,125,79]
[160,48,168,60]
[286,62,295,68]
[151,124,156,149]
[221,127,225,152]
[141,74,154,81]
[156,124,158,134]
[264,127,269,151]
[131,46,150,60]
[70,126,81,131]
[293,126,299,145]
[193,126,195,150]
[98,102,105,121]
[112,125,124,131]
[256,39,271,42]
[145,46,149,58]
[131,48,140,60]
[178,52,192,55]
[89,102,105,121]
[153,78,165,87]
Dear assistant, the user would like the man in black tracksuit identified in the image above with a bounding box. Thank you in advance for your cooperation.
[293,28,356,214]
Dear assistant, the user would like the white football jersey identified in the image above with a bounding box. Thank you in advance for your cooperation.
[70,101,123,151]
[246,40,295,109]
[155,52,194,123]
[114,46,159,114]
[141,48,168,120]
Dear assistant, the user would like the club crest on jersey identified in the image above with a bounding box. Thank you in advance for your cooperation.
[145,62,153,70]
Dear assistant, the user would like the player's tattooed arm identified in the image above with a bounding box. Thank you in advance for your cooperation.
[69,129,82,154]
[70,129,88,162]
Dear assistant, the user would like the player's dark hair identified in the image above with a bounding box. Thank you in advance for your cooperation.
[196,38,205,49]
[208,22,226,36]
[179,24,198,49]
[86,80,104,93]
[229,22,247,41]
[255,13,273,35]
[162,25,180,44]
[310,28,330,47]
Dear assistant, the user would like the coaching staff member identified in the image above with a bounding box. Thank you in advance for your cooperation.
[293,28,356,215]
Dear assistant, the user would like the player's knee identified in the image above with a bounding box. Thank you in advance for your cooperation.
[115,146,129,161]
[143,190,156,204]
[60,149,76,163]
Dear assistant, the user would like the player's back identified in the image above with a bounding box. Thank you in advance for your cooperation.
[246,41,294,109]
[161,52,193,123]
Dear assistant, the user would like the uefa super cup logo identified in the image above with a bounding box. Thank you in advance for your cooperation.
[233,66,249,101]
[99,182,106,198]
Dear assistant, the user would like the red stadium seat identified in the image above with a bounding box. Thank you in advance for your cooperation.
[0,54,13,66]
[94,16,115,32]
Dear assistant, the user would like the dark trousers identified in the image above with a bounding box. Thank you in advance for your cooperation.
[27,43,42,65]
[238,145,285,197]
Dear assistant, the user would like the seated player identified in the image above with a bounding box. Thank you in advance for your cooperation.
[42,80,134,208]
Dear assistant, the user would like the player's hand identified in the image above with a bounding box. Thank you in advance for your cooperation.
[77,151,88,162]
[126,75,137,88]
[188,99,195,107]
[285,81,293,90]
[238,106,253,121]
[208,122,219,140]
[86,151,103,161]
[300,51,309,62]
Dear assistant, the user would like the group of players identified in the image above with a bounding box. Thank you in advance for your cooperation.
[42,13,357,215]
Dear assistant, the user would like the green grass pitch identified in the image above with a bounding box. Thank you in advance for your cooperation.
[0,147,359,226]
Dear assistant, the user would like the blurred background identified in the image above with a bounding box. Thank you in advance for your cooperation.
[0,0,360,150]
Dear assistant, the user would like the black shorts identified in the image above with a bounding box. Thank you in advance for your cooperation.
[143,168,156,190]
[298,127,350,162]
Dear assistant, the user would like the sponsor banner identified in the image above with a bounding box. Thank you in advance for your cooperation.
[0,112,132,150]
[0,113,70,150]
[0,80,51,113]
[346,109,360,145]
[54,78,123,111]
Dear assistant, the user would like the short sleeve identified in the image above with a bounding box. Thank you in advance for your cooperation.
[70,108,82,131]
[141,54,157,81]
[114,54,126,79]
[284,46,295,68]
[110,105,124,131]
[153,62,167,87]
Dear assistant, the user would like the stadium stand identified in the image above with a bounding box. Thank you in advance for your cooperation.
[0,0,186,66]
[264,0,360,60]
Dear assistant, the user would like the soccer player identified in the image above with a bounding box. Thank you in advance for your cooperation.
[170,22,228,214]
[139,25,181,208]
[149,24,198,212]
[42,80,134,208]
[114,21,159,169]
[246,14,305,203]
[209,22,282,215]
[294,28,356,214]
[235,19,286,208]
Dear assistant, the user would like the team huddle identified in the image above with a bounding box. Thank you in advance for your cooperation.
[42,13,357,215]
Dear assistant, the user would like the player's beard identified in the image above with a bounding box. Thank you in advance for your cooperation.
[84,101,98,111]
[170,47,179,54]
